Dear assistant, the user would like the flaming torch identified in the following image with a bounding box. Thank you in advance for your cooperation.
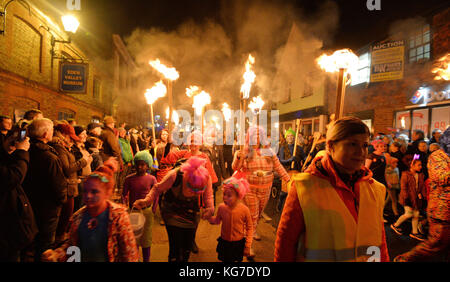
[149,59,179,134]
[166,107,180,126]
[431,53,449,81]
[240,54,256,149]
[316,49,358,119]
[145,81,167,167]
[248,95,265,127]
[222,103,231,122]
[192,90,211,134]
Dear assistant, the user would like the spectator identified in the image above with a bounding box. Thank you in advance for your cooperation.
[72,125,93,211]
[440,126,450,156]
[429,143,441,153]
[406,129,425,156]
[118,127,134,196]
[100,116,123,172]
[22,118,68,261]
[0,115,13,155]
[50,124,92,244]
[389,142,408,178]
[17,109,43,129]
[85,136,104,171]
[87,122,102,138]
[0,131,38,261]
[67,119,76,127]
[429,129,442,145]
[418,141,429,179]
[275,117,389,262]
[391,159,427,241]
[41,159,139,262]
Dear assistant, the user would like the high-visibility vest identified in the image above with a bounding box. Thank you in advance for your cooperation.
[289,173,385,262]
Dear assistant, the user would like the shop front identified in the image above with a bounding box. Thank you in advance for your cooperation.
[394,84,450,140]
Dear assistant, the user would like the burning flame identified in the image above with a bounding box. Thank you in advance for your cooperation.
[316,49,358,85]
[248,96,265,113]
[149,59,179,81]
[144,80,167,105]
[431,53,449,81]
[166,107,179,125]
[401,117,406,129]
[240,54,256,99]
[186,85,200,97]
[222,103,231,121]
[193,91,211,115]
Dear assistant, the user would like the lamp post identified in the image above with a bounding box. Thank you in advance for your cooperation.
[316,49,358,119]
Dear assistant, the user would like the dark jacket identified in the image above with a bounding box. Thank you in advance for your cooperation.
[201,144,226,184]
[22,139,68,225]
[0,149,38,258]
[49,136,87,198]
[100,126,123,166]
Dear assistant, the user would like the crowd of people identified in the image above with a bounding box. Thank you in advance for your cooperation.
[0,109,448,262]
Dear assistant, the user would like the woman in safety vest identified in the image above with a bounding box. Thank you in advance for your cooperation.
[274,117,389,262]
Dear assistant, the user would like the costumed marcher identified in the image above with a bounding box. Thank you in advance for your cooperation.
[133,157,214,262]
[394,148,449,261]
[274,116,389,262]
[208,177,253,262]
[232,125,290,259]
[122,150,156,262]
[41,159,139,262]
[391,158,427,241]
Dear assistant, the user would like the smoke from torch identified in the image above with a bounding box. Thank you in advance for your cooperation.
[240,54,256,99]
[145,80,167,105]
[431,53,449,81]
[149,59,180,81]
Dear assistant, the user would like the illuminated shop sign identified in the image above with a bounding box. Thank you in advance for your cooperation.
[410,85,450,105]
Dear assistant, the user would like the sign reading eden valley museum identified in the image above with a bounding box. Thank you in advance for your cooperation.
[59,62,88,93]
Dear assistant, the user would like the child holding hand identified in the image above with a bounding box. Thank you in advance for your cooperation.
[208,177,253,262]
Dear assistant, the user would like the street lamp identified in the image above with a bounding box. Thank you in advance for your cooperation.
[316,49,358,119]
[51,14,80,60]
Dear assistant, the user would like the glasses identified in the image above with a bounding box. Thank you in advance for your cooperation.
[90,173,109,183]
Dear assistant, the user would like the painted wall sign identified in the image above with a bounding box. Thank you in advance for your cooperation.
[410,86,450,105]
[370,40,405,82]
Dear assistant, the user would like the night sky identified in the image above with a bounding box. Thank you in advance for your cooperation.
[71,0,449,55]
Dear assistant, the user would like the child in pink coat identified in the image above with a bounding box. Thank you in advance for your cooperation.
[208,177,253,262]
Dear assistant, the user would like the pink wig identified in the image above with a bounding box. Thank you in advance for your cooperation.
[222,177,250,199]
[180,156,209,190]
[371,139,384,147]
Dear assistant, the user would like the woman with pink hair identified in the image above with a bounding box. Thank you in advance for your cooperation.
[232,125,290,259]
[208,177,253,262]
[133,156,214,262]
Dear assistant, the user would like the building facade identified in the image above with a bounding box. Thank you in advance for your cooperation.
[340,5,449,139]
[0,0,111,126]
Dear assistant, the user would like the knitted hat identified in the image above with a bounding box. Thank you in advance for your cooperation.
[73,125,85,136]
[54,123,80,142]
[222,177,250,200]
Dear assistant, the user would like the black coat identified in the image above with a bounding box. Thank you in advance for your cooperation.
[0,149,38,258]
[22,139,68,228]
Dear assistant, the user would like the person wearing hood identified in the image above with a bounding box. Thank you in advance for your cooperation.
[275,117,389,262]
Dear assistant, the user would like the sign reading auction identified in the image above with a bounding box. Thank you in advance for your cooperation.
[59,62,88,93]
[370,40,404,83]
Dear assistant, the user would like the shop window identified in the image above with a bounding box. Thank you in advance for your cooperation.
[409,24,431,63]
[431,106,449,133]
[395,110,411,137]
[58,110,75,121]
[351,52,371,85]
[91,116,101,124]
[412,108,429,134]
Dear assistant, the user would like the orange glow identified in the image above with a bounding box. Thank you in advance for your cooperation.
[193,91,211,115]
[248,96,265,113]
[222,103,231,121]
[149,59,179,81]
[316,49,358,85]
[431,53,449,81]
[240,54,256,99]
[144,80,167,105]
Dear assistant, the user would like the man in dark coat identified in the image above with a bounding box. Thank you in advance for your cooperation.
[22,118,68,261]
[0,132,37,261]
[100,116,123,170]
